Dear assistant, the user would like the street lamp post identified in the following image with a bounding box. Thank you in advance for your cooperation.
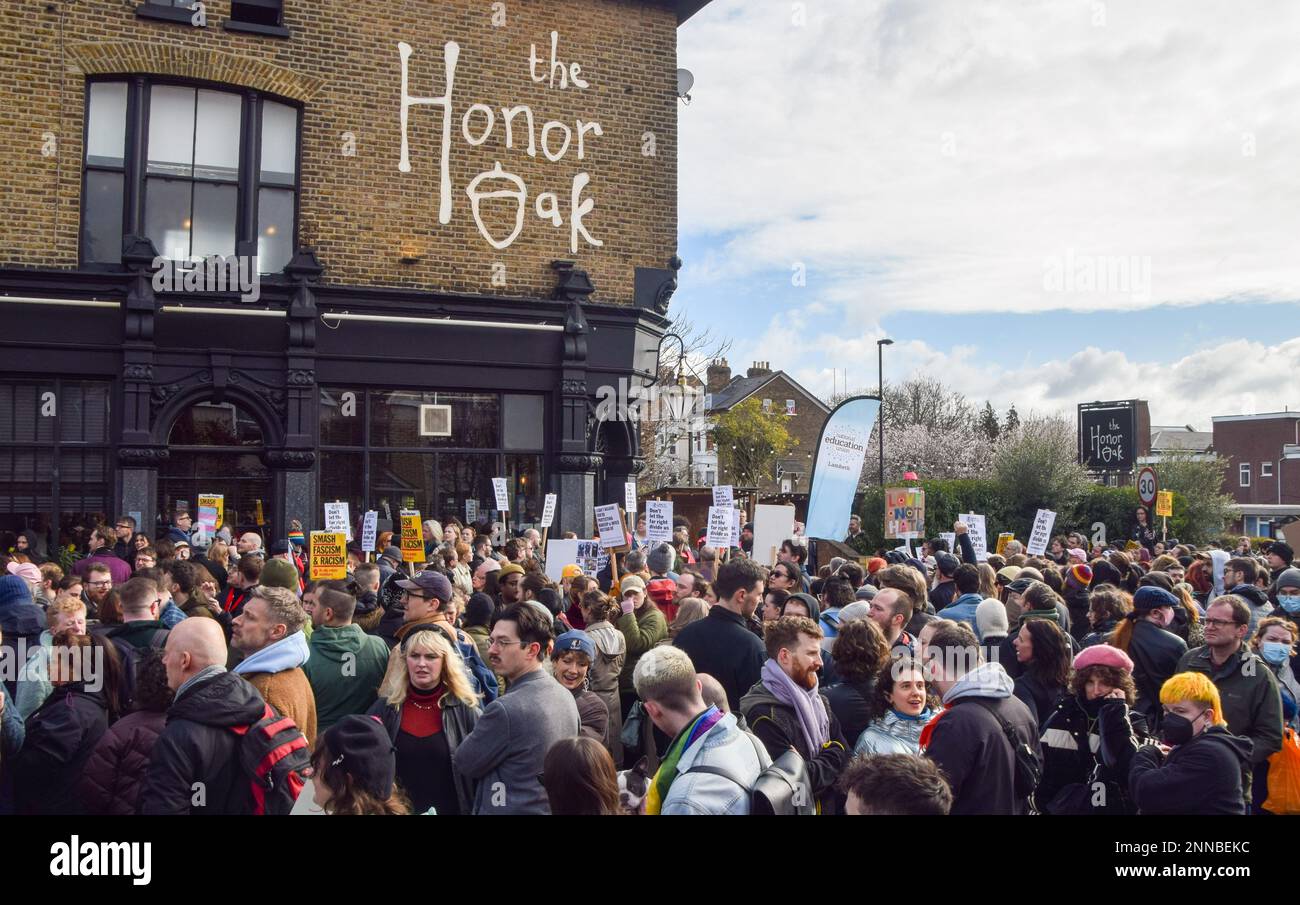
[877,338,893,489]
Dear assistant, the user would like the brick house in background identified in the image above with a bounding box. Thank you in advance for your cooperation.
[0,0,710,547]
[704,359,830,498]
[1211,411,1300,536]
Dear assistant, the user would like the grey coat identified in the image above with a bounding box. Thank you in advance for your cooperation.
[452,668,579,814]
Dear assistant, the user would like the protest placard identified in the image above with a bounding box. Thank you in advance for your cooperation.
[310,532,348,580]
[324,501,352,541]
[959,513,988,560]
[197,493,223,531]
[1027,509,1057,556]
[399,510,424,563]
[712,484,733,508]
[885,487,926,538]
[544,538,579,583]
[624,482,637,521]
[360,510,378,553]
[707,505,733,549]
[465,498,478,524]
[996,532,1015,555]
[753,504,796,566]
[646,500,674,544]
[540,493,557,529]
[1155,491,1173,517]
[594,503,625,549]
[492,478,509,512]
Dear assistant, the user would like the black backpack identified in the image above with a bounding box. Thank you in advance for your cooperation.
[960,697,1042,800]
[684,731,816,815]
[108,629,169,711]
[227,704,312,815]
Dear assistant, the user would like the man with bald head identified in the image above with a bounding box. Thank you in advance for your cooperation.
[138,619,269,814]
[236,532,265,558]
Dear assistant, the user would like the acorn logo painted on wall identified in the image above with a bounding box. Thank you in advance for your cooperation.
[398,32,605,253]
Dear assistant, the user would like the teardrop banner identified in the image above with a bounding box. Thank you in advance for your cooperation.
[804,395,881,541]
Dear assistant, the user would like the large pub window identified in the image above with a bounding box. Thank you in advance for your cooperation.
[319,389,546,532]
[0,380,113,564]
[80,78,300,273]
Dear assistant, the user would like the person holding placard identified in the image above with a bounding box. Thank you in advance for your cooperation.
[614,575,668,722]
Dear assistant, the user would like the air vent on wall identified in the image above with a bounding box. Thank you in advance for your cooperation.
[419,404,452,437]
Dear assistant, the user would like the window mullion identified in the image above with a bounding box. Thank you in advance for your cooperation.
[238,90,261,258]
[126,77,149,242]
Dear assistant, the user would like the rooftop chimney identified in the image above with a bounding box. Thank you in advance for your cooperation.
[706,357,731,394]
[747,360,772,379]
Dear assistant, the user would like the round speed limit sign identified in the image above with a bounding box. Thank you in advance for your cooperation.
[1137,466,1158,507]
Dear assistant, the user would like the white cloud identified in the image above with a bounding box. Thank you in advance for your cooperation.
[729,322,1300,430]
[677,0,1300,316]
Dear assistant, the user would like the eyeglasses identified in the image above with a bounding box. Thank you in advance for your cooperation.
[116,524,132,530]
[487,636,527,648]
[88,580,112,588]
[1204,617,1242,629]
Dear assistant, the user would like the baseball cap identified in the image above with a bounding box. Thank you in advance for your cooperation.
[620,575,646,596]
[554,629,595,661]
[396,571,452,602]
[561,563,585,579]
[934,552,960,577]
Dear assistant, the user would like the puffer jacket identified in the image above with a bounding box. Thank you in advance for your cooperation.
[13,681,112,814]
[1037,695,1149,815]
[854,708,935,756]
[79,708,168,816]
[665,712,772,815]
[137,669,269,815]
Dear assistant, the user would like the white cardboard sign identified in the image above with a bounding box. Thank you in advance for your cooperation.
[324,501,352,542]
[492,478,509,512]
[360,510,378,552]
[594,503,624,549]
[1027,509,1057,557]
[540,493,557,529]
[645,500,674,544]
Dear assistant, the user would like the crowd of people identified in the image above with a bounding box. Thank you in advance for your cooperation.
[1,504,1297,816]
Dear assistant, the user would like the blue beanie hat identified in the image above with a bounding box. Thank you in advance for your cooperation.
[1132,585,1179,613]
[0,574,32,609]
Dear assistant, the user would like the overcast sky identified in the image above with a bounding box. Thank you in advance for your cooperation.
[674,0,1300,429]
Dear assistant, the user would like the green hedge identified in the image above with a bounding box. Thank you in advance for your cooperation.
[850,480,1146,553]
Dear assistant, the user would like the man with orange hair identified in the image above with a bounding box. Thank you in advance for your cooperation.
[1127,671,1253,814]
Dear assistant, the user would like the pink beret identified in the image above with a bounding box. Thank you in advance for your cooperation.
[1073,644,1133,674]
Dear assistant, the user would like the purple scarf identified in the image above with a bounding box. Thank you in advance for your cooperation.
[761,658,830,755]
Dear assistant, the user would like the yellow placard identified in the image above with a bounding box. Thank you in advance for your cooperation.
[254,499,265,526]
[197,493,223,530]
[309,531,348,580]
[399,511,424,563]
[995,532,1015,555]
[1155,491,1173,518]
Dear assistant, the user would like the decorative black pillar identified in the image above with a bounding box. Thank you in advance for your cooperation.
[275,248,323,540]
[118,235,164,529]
[555,300,598,537]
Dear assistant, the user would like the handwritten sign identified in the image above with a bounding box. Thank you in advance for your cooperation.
[624,482,637,522]
[310,532,348,581]
[712,485,734,509]
[399,510,424,563]
[959,513,988,561]
[645,500,673,544]
[594,503,624,549]
[885,487,926,539]
[324,501,352,542]
[1026,509,1057,557]
[540,493,557,529]
[492,478,509,512]
[465,498,478,524]
[360,510,378,553]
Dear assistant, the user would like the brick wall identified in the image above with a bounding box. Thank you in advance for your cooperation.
[0,0,678,304]
[1213,416,1300,505]
[715,374,828,495]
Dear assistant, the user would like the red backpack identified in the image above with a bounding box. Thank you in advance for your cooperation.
[228,704,312,815]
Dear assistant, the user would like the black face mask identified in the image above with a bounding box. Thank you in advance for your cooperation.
[1160,709,1207,747]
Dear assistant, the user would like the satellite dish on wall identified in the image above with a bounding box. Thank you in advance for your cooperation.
[676,68,694,103]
